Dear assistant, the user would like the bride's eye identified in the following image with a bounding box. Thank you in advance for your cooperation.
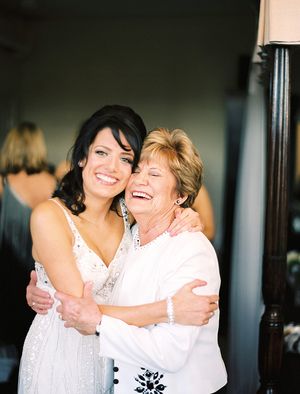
[121,157,133,165]
[95,150,107,157]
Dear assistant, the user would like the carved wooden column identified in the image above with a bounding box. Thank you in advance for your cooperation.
[257,46,291,393]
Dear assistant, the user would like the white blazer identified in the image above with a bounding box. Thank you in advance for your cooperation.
[98,229,227,394]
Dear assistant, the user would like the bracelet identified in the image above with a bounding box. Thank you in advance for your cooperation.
[95,318,102,336]
[166,296,175,325]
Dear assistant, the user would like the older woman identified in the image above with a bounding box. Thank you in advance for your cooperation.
[56,127,227,393]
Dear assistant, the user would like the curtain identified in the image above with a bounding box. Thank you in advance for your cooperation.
[227,61,266,393]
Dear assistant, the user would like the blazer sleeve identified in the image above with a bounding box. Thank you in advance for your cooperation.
[98,240,220,373]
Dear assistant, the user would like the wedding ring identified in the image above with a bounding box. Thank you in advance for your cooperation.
[32,302,36,307]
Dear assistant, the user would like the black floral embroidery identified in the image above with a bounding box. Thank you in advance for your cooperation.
[134,367,167,393]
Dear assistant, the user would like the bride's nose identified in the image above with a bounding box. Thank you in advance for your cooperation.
[104,155,119,172]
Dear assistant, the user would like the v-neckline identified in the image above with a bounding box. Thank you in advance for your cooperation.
[76,224,127,269]
[69,207,127,269]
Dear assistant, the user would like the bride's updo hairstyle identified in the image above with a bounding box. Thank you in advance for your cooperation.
[140,128,203,208]
[54,105,147,215]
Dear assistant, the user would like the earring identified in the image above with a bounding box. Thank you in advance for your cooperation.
[175,199,181,205]
[78,161,83,167]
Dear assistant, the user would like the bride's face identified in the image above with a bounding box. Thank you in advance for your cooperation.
[81,127,134,200]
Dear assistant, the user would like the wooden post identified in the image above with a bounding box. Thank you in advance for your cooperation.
[257,46,291,393]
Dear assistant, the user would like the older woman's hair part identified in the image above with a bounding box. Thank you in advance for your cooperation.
[141,127,203,208]
[0,122,48,175]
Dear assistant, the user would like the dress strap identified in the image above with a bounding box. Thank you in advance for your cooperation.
[119,198,131,230]
[49,199,79,237]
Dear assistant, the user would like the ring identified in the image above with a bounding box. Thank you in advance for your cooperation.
[32,302,36,307]
[59,314,63,320]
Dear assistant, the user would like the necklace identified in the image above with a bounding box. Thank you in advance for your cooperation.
[133,228,169,250]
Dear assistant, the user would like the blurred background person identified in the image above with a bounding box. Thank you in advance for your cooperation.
[0,122,56,392]
[192,184,215,242]
[54,159,71,182]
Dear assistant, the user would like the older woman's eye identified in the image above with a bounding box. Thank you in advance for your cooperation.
[149,171,161,177]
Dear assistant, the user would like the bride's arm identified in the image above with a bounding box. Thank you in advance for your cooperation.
[28,275,218,326]
[128,207,204,237]
[30,201,84,298]
[99,280,218,326]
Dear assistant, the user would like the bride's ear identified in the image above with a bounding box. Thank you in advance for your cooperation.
[78,159,86,167]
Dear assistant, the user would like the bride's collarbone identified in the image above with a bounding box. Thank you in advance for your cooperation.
[77,212,123,236]
[74,215,124,259]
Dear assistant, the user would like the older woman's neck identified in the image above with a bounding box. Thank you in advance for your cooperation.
[136,209,175,246]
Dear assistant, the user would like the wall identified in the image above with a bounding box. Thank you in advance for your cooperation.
[0,12,31,145]
[18,14,257,249]
[0,50,20,146]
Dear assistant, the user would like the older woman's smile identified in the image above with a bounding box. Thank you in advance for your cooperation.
[131,191,152,200]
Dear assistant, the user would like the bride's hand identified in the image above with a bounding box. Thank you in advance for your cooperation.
[168,207,204,236]
[26,270,53,314]
[172,279,219,325]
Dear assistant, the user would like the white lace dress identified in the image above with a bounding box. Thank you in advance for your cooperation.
[18,199,132,394]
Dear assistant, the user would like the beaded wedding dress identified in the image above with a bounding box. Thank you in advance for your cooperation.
[18,199,132,394]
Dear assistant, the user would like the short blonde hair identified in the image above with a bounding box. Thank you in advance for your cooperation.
[0,122,48,175]
[141,127,203,207]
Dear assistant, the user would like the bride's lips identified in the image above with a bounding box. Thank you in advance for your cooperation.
[95,173,118,185]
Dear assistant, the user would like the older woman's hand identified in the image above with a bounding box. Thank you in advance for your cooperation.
[168,207,204,236]
[26,270,53,314]
[172,279,219,325]
[55,282,102,335]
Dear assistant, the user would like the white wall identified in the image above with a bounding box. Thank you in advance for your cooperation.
[19,14,256,249]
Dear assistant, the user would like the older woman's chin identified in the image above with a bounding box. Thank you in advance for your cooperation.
[126,199,144,214]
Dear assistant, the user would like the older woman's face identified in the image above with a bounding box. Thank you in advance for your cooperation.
[125,156,179,219]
